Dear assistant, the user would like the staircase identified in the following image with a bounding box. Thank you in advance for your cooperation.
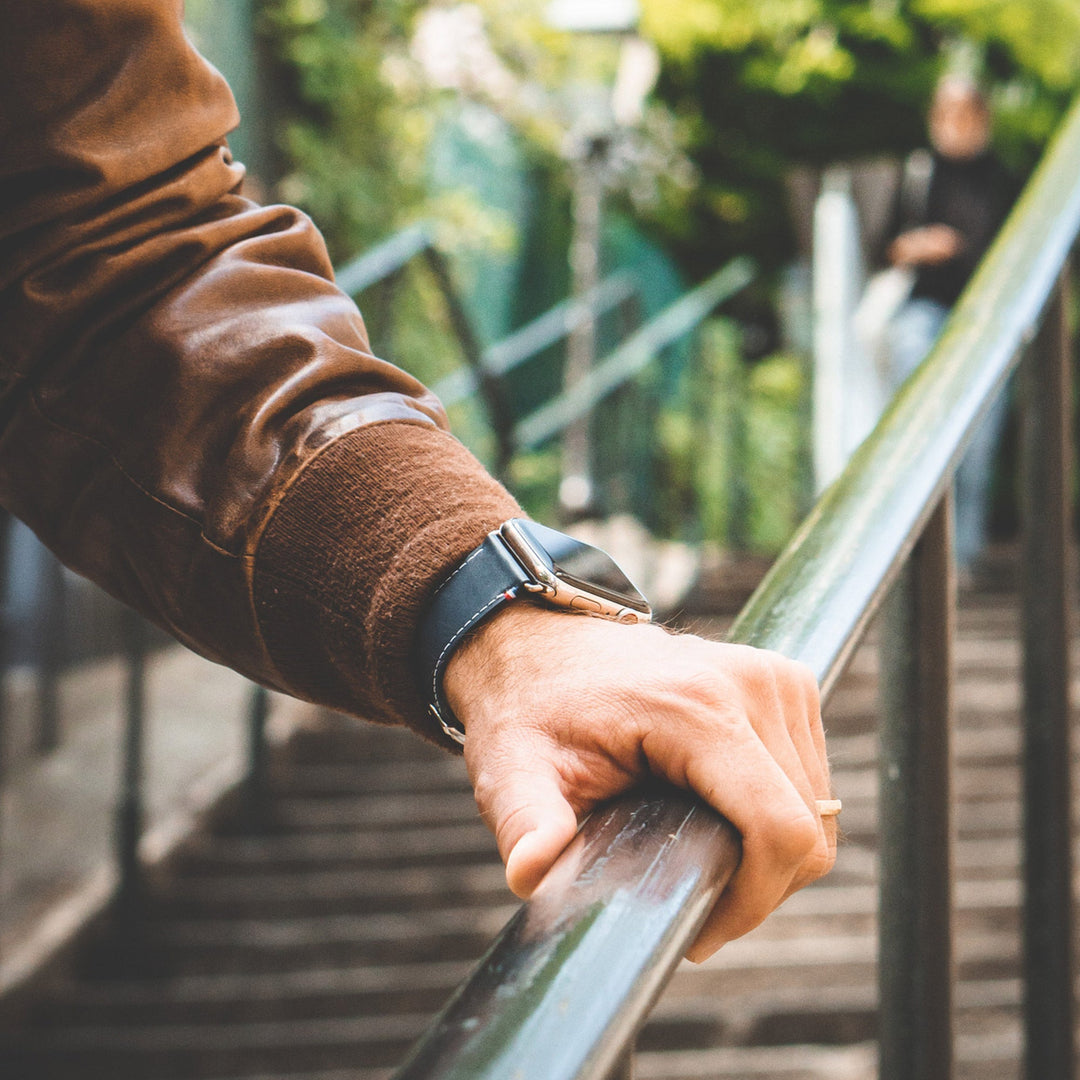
[0,588,1057,1080]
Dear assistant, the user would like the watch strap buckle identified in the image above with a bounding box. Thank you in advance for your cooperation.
[429,702,467,747]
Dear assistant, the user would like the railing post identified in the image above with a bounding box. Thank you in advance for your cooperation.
[35,554,65,754]
[561,139,606,518]
[1019,269,1075,1080]
[0,512,9,924]
[877,494,955,1080]
[245,683,271,819]
[422,247,517,478]
[115,607,147,916]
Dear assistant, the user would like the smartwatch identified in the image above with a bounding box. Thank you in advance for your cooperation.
[416,518,652,745]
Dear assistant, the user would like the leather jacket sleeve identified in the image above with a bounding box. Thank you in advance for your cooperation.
[0,0,520,741]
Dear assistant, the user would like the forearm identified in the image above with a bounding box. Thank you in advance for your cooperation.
[0,0,519,735]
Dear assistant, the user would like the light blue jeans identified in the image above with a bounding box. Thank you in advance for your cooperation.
[887,298,1009,572]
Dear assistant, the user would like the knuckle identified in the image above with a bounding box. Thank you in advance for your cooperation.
[794,834,837,888]
[759,801,820,867]
[793,659,821,700]
[677,668,743,718]
[728,643,776,682]
[764,651,817,698]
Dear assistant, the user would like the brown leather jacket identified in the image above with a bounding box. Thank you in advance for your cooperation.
[0,0,519,742]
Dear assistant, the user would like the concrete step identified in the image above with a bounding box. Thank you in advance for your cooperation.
[0,1011,429,1076]
[173,822,499,875]
[107,905,515,975]
[635,1017,1019,1080]
[280,721,446,767]
[651,975,1022,1048]
[262,760,471,798]
[633,1043,877,1079]
[152,862,510,919]
[199,1072,391,1080]
[247,791,482,833]
[33,960,474,1028]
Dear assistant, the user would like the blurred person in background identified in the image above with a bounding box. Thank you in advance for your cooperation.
[883,73,1015,578]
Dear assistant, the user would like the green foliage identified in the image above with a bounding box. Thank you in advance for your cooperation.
[641,0,1079,271]
[507,448,563,523]
[741,351,808,552]
[260,0,431,261]
[915,0,1080,92]
[260,0,699,259]
[654,320,809,552]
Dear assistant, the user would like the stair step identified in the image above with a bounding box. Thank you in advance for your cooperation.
[175,822,498,874]
[633,1043,877,1079]
[819,726,1023,768]
[0,1012,429,1076]
[251,792,481,833]
[113,905,516,974]
[201,1072,392,1080]
[153,862,510,918]
[282,723,444,767]
[263,760,470,797]
[632,1022,1020,1080]
[39,960,471,1027]
[201,1071,391,1080]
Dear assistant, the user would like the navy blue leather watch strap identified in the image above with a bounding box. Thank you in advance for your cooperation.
[416,531,528,745]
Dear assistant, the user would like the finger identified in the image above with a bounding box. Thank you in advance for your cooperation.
[642,708,821,957]
[779,809,840,907]
[685,750,820,959]
[713,653,829,836]
[744,658,827,799]
[760,655,834,889]
[467,748,580,899]
[782,691,834,853]
[785,657,828,769]
[783,701,838,898]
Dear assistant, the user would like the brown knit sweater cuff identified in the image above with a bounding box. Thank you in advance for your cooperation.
[252,421,521,743]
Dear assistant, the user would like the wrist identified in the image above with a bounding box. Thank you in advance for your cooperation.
[442,604,562,727]
[443,605,664,739]
[414,519,650,746]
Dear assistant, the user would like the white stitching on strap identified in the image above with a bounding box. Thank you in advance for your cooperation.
[431,545,486,601]
[431,592,506,704]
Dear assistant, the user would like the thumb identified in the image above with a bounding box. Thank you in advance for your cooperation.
[473,756,579,899]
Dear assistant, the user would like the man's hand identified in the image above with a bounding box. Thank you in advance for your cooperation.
[443,605,836,962]
[889,223,964,268]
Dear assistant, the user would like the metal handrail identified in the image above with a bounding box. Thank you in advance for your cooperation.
[332,221,520,472]
[431,271,640,409]
[392,95,1080,1080]
[334,223,435,298]
[514,257,755,449]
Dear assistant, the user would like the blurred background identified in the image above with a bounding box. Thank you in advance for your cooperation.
[2,3,1080,1078]
[185,0,1078,557]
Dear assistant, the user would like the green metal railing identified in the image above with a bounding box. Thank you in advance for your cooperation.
[335,223,517,471]
[431,271,640,410]
[512,257,755,451]
[390,96,1080,1080]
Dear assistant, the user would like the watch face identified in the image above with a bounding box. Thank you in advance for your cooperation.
[509,520,651,613]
